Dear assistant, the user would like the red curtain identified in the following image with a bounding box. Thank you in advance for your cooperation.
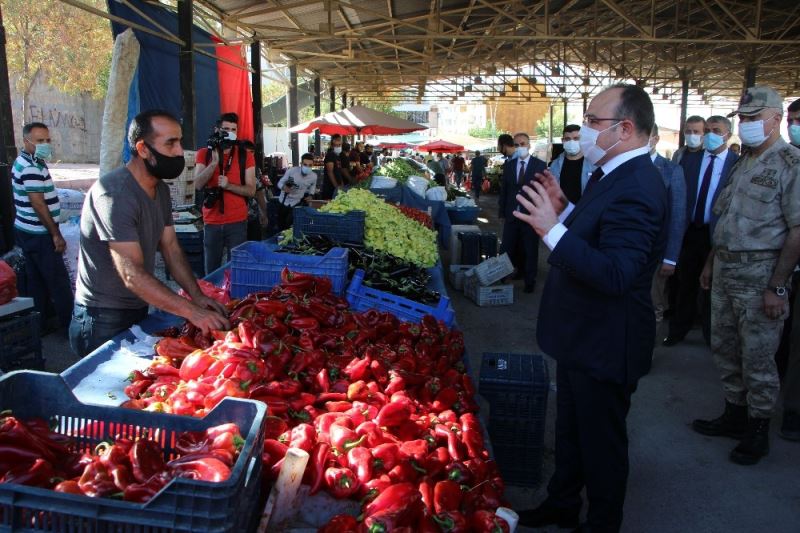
[215,40,254,142]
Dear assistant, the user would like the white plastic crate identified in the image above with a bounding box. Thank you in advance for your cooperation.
[464,271,514,307]
[449,265,474,291]
[473,252,514,286]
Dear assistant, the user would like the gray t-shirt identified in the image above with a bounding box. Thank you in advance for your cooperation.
[75,166,173,309]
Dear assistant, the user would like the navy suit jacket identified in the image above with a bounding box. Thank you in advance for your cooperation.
[537,154,668,386]
[498,155,547,219]
[681,149,738,229]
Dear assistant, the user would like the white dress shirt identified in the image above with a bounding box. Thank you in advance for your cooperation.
[543,145,651,250]
[694,148,728,225]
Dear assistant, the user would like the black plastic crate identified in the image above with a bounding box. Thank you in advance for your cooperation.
[0,311,44,371]
[479,353,549,486]
[0,371,266,533]
[177,231,204,254]
[166,253,205,280]
[459,232,482,265]
[480,232,498,259]
[292,207,365,244]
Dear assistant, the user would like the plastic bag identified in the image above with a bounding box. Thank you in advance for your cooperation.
[0,260,17,305]
[482,179,491,193]
[60,220,81,291]
[179,269,231,305]
[425,186,447,201]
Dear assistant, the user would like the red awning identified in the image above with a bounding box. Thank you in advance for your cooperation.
[289,105,425,135]
[416,140,465,153]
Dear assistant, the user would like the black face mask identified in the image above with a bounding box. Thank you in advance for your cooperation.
[143,142,186,180]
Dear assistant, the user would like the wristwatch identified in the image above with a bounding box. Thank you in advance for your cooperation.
[767,285,788,297]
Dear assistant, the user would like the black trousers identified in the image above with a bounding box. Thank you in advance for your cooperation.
[546,364,634,532]
[668,224,711,340]
[500,217,539,286]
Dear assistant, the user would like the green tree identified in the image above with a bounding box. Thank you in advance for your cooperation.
[468,122,509,139]
[2,0,112,117]
[535,103,565,140]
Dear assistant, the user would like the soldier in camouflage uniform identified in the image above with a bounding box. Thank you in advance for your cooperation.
[693,86,800,465]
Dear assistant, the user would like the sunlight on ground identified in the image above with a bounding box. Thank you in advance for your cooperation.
[477,217,489,223]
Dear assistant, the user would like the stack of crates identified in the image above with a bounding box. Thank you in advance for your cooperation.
[0,310,43,371]
[449,229,500,293]
[479,353,549,486]
[167,151,197,208]
[463,253,514,306]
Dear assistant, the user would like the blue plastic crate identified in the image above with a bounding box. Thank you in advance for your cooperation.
[230,241,349,298]
[177,231,204,253]
[479,353,549,486]
[346,269,455,326]
[0,371,266,533]
[292,207,366,244]
[0,311,44,371]
[447,206,480,225]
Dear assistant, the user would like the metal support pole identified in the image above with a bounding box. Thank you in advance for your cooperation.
[288,64,299,167]
[582,95,588,114]
[562,99,568,130]
[0,5,17,253]
[314,77,321,157]
[330,86,336,113]
[548,104,554,144]
[178,0,195,148]
[744,65,757,91]
[678,76,689,148]
[342,92,347,110]
[250,41,264,173]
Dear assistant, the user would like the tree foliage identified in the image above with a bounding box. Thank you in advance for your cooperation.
[1,0,112,104]
[468,122,509,139]
[535,103,565,140]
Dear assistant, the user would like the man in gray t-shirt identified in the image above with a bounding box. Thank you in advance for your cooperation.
[69,110,229,357]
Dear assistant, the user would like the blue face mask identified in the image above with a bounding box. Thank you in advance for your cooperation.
[33,143,52,160]
[514,146,529,159]
[703,132,725,152]
[301,165,311,175]
[790,124,800,146]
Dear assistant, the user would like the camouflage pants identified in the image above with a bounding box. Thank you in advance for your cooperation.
[710,258,788,418]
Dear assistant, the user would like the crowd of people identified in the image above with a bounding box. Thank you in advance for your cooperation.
[9,80,800,532]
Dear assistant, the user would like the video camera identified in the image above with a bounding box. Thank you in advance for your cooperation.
[206,127,235,151]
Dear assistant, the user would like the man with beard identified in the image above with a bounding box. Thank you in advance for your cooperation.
[69,110,229,357]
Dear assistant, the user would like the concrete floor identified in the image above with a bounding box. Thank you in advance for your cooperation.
[38,190,800,532]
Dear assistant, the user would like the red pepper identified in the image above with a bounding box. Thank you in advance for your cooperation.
[263,439,289,468]
[384,372,406,395]
[399,439,429,462]
[355,422,385,448]
[370,443,400,471]
[307,442,330,495]
[347,402,379,427]
[358,474,392,501]
[254,299,287,318]
[361,509,402,533]
[316,392,347,403]
[418,476,435,512]
[369,359,389,384]
[432,387,458,411]
[1,458,55,487]
[289,317,320,331]
[128,440,166,483]
[324,466,359,498]
[318,513,358,533]
[78,460,117,497]
[346,446,373,485]
[316,368,331,393]
[325,401,353,412]
[388,460,420,483]
[445,462,473,484]
[460,414,487,459]
[54,479,83,494]
[123,471,171,503]
[169,455,231,481]
[330,423,365,452]
[433,511,469,533]
[363,482,421,519]
[347,380,370,402]
[344,357,371,381]
[289,424,316,452]
[435,424,466,462]
[433,480,463,514]
[468,510,510,533]
[314,413,349,443]
[375,400,412,428]
[263,416,289,440]
[422,446,450,479]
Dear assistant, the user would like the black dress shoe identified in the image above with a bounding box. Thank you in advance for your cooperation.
[662,335,684,347]
[517,503,580,528]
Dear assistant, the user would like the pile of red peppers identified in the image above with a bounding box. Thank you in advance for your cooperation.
[124,268,509,532]
[0,413,242,503]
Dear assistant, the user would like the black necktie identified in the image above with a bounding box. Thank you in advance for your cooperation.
[585,167,604,193]
[693,154,717,226]
[517,160,526,185]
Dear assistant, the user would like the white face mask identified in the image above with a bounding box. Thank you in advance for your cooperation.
[739,118,776,147]
[514,146,529,159]
[684,134,703,148]
[563,140,581,156]
[333,146,342,154]
[579,122,621,166]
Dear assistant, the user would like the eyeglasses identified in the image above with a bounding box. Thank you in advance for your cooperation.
[582,115,624,126]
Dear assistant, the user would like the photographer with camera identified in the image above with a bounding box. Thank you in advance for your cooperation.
[194,112,256,274]
[275,153,318,230]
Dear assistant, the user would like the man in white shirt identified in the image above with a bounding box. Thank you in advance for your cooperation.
[275,153,317,229]
[513,84,667,532]
[664,115,738,346]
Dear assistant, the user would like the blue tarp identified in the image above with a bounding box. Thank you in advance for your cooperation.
[107,0,221,150]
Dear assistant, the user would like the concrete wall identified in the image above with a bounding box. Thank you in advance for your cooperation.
[10,72,104,163]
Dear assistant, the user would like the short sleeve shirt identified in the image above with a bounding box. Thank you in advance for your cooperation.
[470,156,487,177]
[196,145,255,225]
[713,138,800,252]
[75,166,173,309]
[12,151,60,234]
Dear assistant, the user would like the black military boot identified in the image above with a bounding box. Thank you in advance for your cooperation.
[730,417,770,465]
[692,401,747,439]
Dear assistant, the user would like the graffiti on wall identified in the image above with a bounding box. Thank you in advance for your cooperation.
[28,105,88,133]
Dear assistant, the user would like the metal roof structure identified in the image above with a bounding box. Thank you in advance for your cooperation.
[192,0,800,105]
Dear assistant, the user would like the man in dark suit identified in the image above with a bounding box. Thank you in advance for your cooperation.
[498,132,547,292]
[515,84,667,532]
[664,115,738,346]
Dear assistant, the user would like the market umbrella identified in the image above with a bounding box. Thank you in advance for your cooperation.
[380,142,411,149]
[288,105,425,135]
[416,140,465,153]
